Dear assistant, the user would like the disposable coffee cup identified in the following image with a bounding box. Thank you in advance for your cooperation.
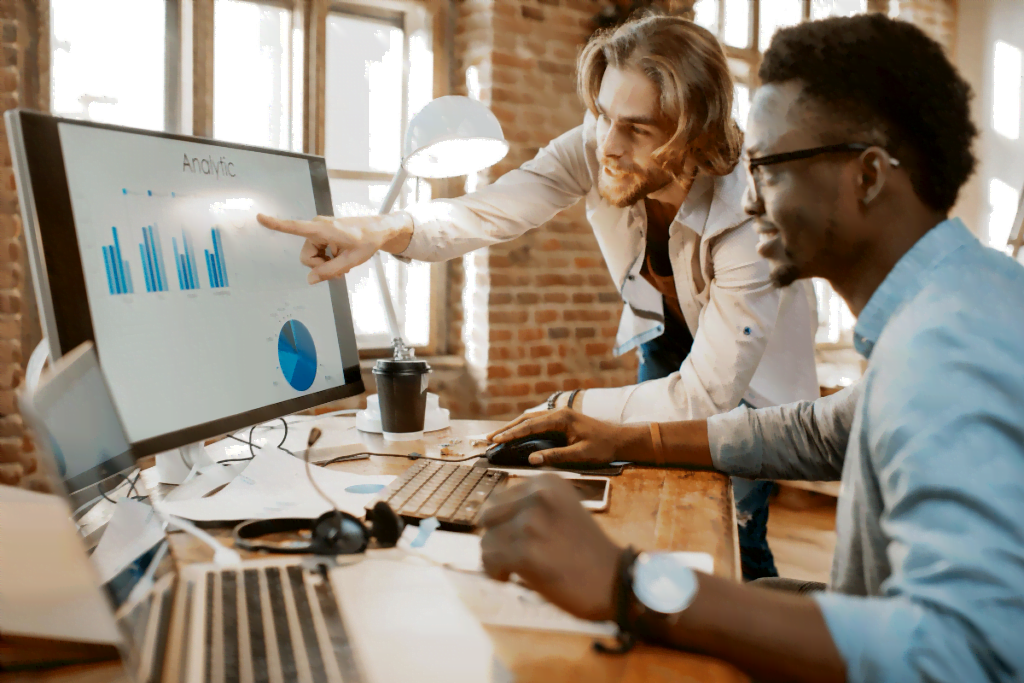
[373,359,432,441]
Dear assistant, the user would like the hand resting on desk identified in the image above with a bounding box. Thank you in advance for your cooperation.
[489,408,716,470]
[479,473,846,683]
[488,408,638,466]
[479,474,621,621]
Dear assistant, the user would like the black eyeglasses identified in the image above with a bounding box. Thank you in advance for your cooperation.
[745,143,900,197]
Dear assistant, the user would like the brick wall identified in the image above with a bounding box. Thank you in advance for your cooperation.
[0,0,46,487]
[450,0,645,419]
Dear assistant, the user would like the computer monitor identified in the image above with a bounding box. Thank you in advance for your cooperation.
[6,110,364,457]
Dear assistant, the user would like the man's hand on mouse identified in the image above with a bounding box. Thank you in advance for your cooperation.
[480,473,622,621]
[256,212,415,284]
[487,408,638,466]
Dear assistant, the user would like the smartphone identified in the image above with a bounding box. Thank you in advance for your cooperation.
[502,471,611,512]
[569,476,610,512]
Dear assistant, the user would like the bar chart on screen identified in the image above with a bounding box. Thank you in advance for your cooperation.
[101,188,235,296]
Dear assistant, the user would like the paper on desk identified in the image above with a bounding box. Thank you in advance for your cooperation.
[331,559,498,683]
[446,571,617,638]
[396,525,484,573]
[154,448,395,522]
[161,462,246,503]
[91,498,166,584]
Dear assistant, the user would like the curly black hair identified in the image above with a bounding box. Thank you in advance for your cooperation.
[759,14,977,213]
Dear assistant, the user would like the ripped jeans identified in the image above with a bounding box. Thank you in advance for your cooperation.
[638,326,778,581]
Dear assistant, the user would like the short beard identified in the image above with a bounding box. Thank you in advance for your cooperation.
[597,164,675,208]
[761,238,802,288]
[769,262,802,288]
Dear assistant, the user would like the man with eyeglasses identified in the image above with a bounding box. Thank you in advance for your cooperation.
[476,14,1024,683]
[259,14,821,581]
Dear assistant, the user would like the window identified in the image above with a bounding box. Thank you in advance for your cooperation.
[696,0,868,349]
[213,0,302,150]
[993,41,1022,141]
[988,178,1020,251]
[324,7,434,350]
[50,0,174,131]
[810,0,867,20]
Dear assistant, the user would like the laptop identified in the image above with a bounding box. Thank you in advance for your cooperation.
[16,342,501,683]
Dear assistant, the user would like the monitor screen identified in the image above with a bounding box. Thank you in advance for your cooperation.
[8,112,364,455]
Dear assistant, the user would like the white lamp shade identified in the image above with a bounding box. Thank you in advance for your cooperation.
[402,96,509,178]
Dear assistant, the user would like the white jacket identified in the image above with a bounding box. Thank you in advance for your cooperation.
[402,113,820,423]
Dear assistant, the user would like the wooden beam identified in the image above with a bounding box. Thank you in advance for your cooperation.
[303,0,328,155]
[192,0,215,138]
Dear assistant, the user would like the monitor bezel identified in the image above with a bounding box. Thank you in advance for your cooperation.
[7,109,365,457]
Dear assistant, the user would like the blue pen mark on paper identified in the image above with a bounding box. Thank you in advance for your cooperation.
[410,517,440,548]
[345,483,386,495]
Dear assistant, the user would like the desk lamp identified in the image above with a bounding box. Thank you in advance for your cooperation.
[356,96,508,436]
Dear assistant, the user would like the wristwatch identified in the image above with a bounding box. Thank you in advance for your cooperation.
[594,549,699,655]
[631,552,699,622]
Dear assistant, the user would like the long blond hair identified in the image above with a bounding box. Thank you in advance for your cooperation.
[577,14,743,177]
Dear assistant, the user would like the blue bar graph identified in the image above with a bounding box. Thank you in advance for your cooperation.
[212,227,229,287]
[102,227,135,296]
[173,231,202,291]
[205,251,218,287]
[204,228,229,289]
[138,225,169,293]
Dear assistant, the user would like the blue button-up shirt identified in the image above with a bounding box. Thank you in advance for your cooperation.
[708,218,1024,682]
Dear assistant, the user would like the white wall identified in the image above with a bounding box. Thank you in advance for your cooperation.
[953,0,1024,248]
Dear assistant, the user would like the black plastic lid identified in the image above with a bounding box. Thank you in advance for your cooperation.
[372,359,432,375]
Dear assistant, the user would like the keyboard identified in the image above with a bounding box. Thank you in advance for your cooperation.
[165,558,360,683]
[366,461,508,530]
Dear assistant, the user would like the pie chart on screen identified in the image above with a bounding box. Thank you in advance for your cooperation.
[278,320,317,391]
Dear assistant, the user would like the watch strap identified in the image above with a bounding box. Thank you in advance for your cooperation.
[593,545,639,655]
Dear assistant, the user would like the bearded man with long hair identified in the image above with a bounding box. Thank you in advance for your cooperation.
[259,14,819,580]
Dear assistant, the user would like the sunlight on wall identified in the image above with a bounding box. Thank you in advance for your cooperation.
[988,178,1020,250]
[462,250,489,382]
[993,40,1022,141]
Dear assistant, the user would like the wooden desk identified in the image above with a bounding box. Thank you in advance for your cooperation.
[164,418,748,683]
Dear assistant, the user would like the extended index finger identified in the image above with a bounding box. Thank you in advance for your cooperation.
[257,213,335,241]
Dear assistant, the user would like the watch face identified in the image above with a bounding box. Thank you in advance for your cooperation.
[633,553,699,615]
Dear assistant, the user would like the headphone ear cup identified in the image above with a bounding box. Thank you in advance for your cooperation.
[312,510,370,555]
[368,501,404,548]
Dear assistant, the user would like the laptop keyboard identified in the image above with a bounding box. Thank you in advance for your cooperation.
[116,573,175,683]
[172,561,361,683]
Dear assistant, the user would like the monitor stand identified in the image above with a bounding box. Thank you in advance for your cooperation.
[154,443,216,485]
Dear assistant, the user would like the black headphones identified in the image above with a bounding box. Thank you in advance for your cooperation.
[233,501,405,555]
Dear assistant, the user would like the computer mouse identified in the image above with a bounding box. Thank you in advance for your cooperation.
[485,431,568,467]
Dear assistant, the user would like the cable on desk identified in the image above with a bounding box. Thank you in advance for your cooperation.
[220,418,296,463]
[316,451,483,467]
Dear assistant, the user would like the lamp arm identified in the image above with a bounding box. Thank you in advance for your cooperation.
[375,166,412,359]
